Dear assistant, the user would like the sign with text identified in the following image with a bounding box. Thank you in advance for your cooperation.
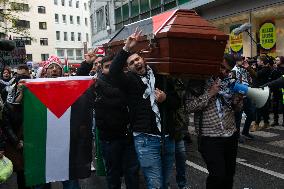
[0,40,26,68]
[260,22,276,50]
[230,24,243,53]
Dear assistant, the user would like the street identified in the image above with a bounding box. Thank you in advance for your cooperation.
[2,114,284,189]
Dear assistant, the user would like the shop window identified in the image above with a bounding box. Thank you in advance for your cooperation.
[57,49,64,58]
[40,38,48,46]
[41,54,49,61]
[39,22,47,30]
[178,0,189,5]
[131,0,139,17]
[151,0,160,9]
[115,7,122,24]
[140,0,150,13]
[56,31,60,40]
[67,49,74,60]
[13,20,30,28]
[55,14,59,23]
[64,32,68,41]
[122,4,129,21]
[38,6,46,14]
[76,49,82,60]
[71,32,74,41]
[96,8,104,32]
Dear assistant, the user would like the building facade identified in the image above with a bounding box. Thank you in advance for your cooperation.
[0,0,92,63]
[90,0,284,57]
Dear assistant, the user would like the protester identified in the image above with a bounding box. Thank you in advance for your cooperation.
[2,64,31,189]
[185,55,242,189]
[0,67,12,102]
[95,55,139,189]
[232,56,255,140]
[76,49,98,76]
[109,29,180,188]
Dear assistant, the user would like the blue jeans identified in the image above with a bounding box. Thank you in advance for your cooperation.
[175,140,187,189]
[101,138,140,189]
[34,180,80,189]
[134,133,175,189]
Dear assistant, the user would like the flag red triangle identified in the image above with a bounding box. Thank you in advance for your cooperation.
[152,10,176,34]
[25,79,94,118]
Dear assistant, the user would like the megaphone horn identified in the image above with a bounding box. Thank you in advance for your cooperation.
[233,83,270,108]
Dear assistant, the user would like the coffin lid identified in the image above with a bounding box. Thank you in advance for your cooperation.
[109,9,228,43]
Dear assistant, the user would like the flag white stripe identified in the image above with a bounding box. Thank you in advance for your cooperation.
[22,76,95,83]
[45,108,71,182]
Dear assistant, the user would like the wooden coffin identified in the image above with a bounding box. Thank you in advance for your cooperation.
[104,9,228,77]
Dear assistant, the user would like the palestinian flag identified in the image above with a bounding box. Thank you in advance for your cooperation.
[23,76,95,186]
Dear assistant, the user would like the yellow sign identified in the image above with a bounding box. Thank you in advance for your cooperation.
[229,31,243,52]
[260,23,276,50]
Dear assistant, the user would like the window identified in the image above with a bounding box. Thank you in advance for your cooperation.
[96,8,104,32]
[26,54,33,61]
[62,15,66,23]
[70,16,73,24]
[57,49,64,58]
[39,22,47,29]
[55,14,59,23]
[40,38,48,46]
[10,3,29,12]
[64,32,68,41]
[14,36,31,45]
[84,3,87,10]
[0,10,3,22]
[77,16,80,25]
[67,49,74,60]
[76,1,79,8]
[76,49,82,60]
[71,32,74,41]
[85,18,88,26]
[86,33,89,42]
[69,0,72,7]
[61,0,65,6]
[14,20,30,28]
[41,54,49,61]
[54,0,58,5]
[56,31,60,40]
[77,32,81,41]
[38,6,46,14]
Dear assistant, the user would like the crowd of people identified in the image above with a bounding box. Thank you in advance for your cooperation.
[0,30,284,189]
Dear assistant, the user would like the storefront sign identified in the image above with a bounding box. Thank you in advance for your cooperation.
[260,22,276,50]
[229,25,243,53]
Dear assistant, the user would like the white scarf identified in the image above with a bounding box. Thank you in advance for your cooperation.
[140,66,161,132]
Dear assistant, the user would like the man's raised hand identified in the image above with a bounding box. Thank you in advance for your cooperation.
[124,28,142,52]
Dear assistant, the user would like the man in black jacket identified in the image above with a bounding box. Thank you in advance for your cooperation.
[76,49,101,76]
[109,29,180,189]
[95,55,139,189]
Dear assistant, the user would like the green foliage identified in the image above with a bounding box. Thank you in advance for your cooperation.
[0,0,30,37]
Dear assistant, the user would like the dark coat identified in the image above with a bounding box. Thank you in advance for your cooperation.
[109,50,180,137]
[253,66,272,87]
[0,127,5,151]
[94,74,130,140]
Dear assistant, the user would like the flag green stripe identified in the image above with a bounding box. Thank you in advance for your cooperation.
[24,89,47,186]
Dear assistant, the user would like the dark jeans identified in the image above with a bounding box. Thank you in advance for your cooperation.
[199,133,238,189]
[101,137,140,189]
[235,98,255,136]
[256,101,270,124]
[175,140,187,189]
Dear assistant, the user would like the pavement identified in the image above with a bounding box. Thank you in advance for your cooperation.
[2,114,284,189]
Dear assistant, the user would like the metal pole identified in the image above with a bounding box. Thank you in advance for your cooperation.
[249,10,253,57]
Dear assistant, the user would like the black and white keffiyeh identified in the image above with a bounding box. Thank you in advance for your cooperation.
[140,66,161,132]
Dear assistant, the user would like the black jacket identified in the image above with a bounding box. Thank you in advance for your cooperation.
[109,50,180,137]
[252,66,272,87]
[0,127,5,151]
[94,74,130,140]
[76,60,93,76]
